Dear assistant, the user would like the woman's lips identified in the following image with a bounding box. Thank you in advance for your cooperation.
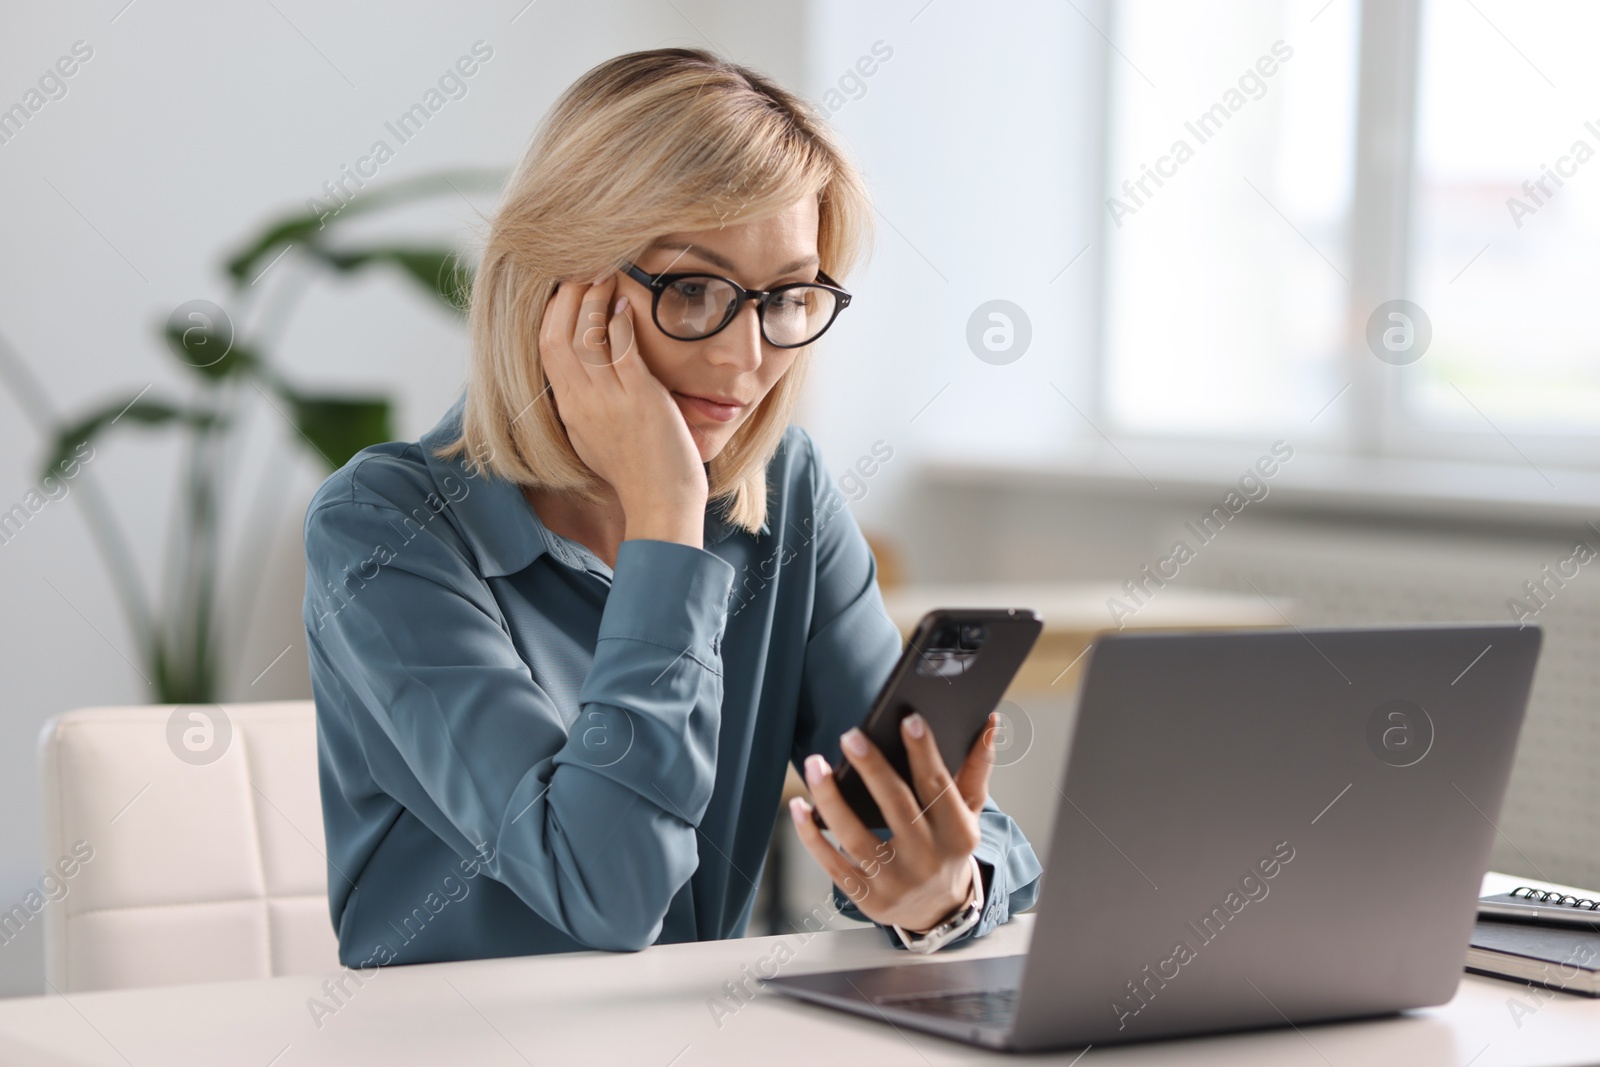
[673,392,744,423]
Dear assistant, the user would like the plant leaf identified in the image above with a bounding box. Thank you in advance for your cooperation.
[40,398,221,482]
[312,245,473,314]
[223,169,504,286]
[162,320,260,381]
[283,392,392,470]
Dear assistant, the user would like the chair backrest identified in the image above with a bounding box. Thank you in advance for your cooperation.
[35,700,340,992]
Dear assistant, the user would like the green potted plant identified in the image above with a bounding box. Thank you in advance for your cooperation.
[0,170,501,704]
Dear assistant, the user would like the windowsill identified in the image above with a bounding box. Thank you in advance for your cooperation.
[920,440,1600,532]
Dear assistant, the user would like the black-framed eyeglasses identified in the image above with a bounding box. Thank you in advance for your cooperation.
[622,262,852,348]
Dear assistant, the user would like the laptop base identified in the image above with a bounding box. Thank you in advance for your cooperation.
[763,954,1025,1050]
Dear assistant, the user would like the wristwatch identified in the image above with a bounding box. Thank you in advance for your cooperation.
[893,855,985,955]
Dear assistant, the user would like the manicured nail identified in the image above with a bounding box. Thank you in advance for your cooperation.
[613,296,627,314]
[788,796,807,825]
[841,728,868,758]
[902,712,926,739]
[804,753,830,784]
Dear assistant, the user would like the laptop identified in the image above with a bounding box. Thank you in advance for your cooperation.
[763,624,1543,1052]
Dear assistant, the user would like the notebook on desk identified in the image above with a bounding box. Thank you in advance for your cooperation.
[1468,921,1600,996]
[1479,885,1600,930]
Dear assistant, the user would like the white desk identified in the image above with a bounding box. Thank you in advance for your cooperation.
[2,875,1596,1066]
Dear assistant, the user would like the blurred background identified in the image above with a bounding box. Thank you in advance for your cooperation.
[3,0,1598,995]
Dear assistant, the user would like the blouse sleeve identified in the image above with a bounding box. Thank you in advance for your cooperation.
[305,485,735,953]
[789,432,1042,949]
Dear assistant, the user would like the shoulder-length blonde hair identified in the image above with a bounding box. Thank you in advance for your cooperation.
[436,47,872,533]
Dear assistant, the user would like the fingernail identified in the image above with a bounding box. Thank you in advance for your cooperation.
[788,796,807,825]
[841,727,868,758]
[903,712,926,739]
[804,753,830,784]
[613,296,627,314]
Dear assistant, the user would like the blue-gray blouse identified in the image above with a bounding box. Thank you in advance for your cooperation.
[302,395,1041,967]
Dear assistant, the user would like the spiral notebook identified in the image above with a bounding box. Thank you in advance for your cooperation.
[1479,885,1600,930]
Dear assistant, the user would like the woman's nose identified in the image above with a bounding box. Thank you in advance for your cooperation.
[706,299,764,369]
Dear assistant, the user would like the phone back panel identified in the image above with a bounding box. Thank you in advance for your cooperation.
[834,608,1042,829]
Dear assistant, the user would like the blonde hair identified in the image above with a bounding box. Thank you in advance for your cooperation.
[437,47,872,533]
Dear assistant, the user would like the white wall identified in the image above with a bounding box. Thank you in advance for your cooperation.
[798,0,1106,531]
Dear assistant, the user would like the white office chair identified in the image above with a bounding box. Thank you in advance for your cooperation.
[36,700,341,992]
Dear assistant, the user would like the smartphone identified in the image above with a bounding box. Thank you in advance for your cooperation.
[814,607,1043,830]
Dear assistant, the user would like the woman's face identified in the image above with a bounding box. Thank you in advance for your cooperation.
[617,195,821,462]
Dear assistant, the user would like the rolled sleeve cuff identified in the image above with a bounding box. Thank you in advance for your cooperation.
[946,856,1001,949]
[600,539,736,661]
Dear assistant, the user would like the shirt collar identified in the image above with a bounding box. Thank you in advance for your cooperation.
[418,393,746,579]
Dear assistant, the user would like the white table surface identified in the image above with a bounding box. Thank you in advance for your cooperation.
[1,873,1596,1066]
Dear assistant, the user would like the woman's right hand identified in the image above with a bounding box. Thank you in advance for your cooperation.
[539,270,710,547]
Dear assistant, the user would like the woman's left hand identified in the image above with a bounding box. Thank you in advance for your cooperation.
[789,712,996,932]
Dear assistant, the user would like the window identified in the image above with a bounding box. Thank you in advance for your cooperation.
[1100,0,1600,469]
[1103,0,1359,440]
[1405,0,1600,438]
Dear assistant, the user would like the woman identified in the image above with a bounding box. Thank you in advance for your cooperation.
[304,47,1041,968]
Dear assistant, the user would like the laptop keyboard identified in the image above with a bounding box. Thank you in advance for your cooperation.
[877,987,1019,1026]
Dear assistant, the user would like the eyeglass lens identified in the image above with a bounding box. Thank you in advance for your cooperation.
[656,276,839,346]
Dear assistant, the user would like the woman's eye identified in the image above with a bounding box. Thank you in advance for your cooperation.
[671,281,706,299]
